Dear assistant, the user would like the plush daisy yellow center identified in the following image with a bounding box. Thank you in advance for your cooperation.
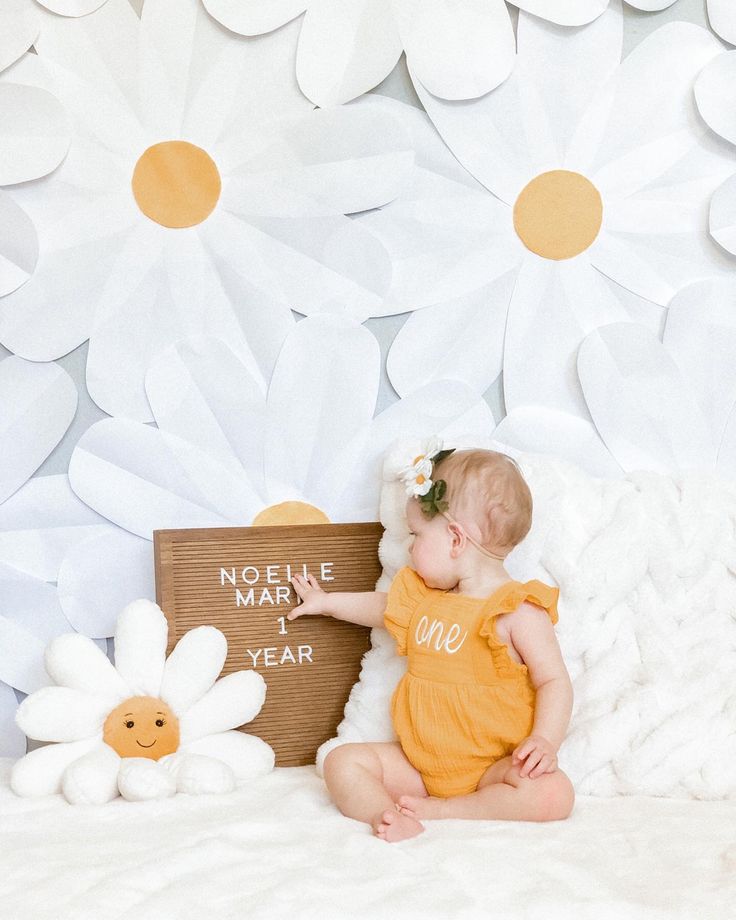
[103,696,180,761]
[132,141,221,228]
[513,170,603,260]
[253,501,331,526]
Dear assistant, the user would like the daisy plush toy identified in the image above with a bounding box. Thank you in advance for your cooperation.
[10,600,274,804]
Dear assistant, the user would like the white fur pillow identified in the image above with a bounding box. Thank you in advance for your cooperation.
[317,437,736,801]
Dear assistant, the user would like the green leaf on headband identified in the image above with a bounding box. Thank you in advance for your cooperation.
[418,478,450,519]
[433,448,455,465]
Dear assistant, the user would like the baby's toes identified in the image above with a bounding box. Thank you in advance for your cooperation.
[397,795,417,816]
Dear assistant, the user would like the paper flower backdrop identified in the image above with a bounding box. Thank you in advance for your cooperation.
[0,357,117,758]
[59,316,496,638]
[11,598,274,803]
[0,0,413,421]
[492,279,736,478]
[358,3,736,421]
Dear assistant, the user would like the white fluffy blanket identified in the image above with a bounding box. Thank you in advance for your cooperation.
[1,758,734,920]
[321,443,736,801]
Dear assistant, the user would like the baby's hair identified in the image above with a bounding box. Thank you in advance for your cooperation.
[432,449,532,555]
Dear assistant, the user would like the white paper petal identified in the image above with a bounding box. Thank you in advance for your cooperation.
[10,737,100,796]
[0,83,69,185]
[387,274,515,398]
[228,101,412,214]
[569,22,723,185]
[503,258,629,417]
[264,315,379,510]
[68,418,260,538]
[578,323,716,474]
[317,380,496,522]
[201,0,306,35]
[708,0,736,46]
[492,406,623,478]
[113,599,168,698]
[180,671,266,744]
[0,563,75,693]
[159,627,228,716]
[515,0,608,26]
[0,609,49,695]
[207,208,391,323]
[624,0,677,10]
[663,278,736,451]
[0,358,77,504]
[518,4,622,165]
[180,729,274,779]
[695,52,736,147]
[0,2,39,73]
[0,190,38,296]
[33,0,145,138]
[710,173,736,255]
[145,338,267,492]
[44,633,129,699]
[57,531,155,639]
[0,475,111,581]
[16,686,110,742]
[396,0,513,100]
[296,0,401,107]
[37,0,109,14]
[0,680,25,758]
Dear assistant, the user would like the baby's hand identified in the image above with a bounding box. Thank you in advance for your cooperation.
[512,734,558,779]
[287,573,329,620]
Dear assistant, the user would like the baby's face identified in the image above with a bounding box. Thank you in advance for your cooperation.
[406,498,457,589]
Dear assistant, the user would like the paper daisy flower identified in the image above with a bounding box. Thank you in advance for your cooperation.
[0,0,412,421]
[10,598,274,803]
[361,4,736,421]
[492,280,736,478]
[0,356,117,758]
[204,0,698,104]
[60,315,496,637]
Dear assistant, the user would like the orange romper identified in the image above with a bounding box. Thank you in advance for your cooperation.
[384,566,560,798]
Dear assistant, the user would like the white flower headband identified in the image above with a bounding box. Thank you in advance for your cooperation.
[397,438,508,561]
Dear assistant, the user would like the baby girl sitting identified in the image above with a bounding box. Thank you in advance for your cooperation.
[289,444,574,843]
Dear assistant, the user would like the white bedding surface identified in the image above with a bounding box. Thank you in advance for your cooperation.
[1,760,734,920]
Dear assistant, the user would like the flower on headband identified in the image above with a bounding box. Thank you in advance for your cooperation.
[398,439,455,517]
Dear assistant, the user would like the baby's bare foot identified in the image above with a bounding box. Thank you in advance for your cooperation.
[397,794,447,820]
[373,808,424,842]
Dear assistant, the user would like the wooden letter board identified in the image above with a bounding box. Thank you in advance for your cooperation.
[153,522,383,767]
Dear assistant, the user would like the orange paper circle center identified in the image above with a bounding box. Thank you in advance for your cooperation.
[513,170,603,260]
[252,501,331,526]
[132,141,221,228]
[103,696,180,761]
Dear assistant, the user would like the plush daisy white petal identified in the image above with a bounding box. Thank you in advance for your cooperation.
[179,730,275,780]
[11,600,273,802]
[159,627,228,716]
[61,742,121,805]
[44,633,128,701]
[179,672,267,745]
[15,687,112,742]
[10,736,100,796]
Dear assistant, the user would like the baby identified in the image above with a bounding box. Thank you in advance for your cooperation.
[289,445,574,843]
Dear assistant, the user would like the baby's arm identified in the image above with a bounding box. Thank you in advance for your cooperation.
[504,602,573,776]
[288,573,387,628]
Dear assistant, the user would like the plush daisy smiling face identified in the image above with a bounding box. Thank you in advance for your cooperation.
[103,696,180,760]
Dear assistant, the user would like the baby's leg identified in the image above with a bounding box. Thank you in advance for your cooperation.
[323,742,428,842]
[398,755,575,823]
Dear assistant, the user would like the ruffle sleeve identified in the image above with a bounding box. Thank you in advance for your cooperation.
[383,566,428,656]
[479,580,559,645]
